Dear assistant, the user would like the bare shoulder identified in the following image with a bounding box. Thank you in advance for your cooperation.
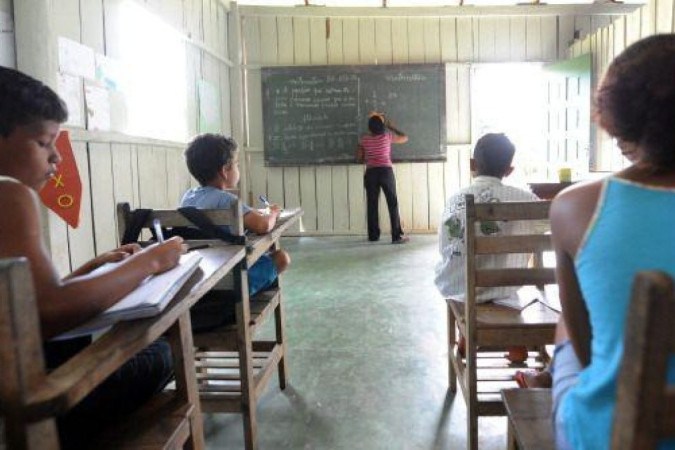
[550,178,605,251]
[0,179,37,210]
[551,179,604,215]
[0,181,42,254]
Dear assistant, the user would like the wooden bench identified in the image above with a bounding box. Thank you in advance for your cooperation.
[117,202,302,449]
[502,270,675,450]
[502,388,555,450]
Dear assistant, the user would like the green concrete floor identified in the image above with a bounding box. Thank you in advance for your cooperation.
[204,235,508,450]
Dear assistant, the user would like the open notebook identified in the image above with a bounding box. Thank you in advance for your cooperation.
[492,285,562,312]
[55,252,202,339]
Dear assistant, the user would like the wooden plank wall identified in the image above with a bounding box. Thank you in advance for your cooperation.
[569,0,674,172]
[47,0,231,275]
[239,9,621,236]
[0,0,15,69]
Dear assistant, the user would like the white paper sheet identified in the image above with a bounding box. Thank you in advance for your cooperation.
[85,83,111,131]
[58,36,95,79]
[0,11,16,68]
[95,53,121,91]
[57,73,84,127]
[198,79,220,133]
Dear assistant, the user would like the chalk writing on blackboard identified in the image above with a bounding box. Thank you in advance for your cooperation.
[262,64,446,166]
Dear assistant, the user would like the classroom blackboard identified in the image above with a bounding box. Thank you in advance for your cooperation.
[261,64,446,166]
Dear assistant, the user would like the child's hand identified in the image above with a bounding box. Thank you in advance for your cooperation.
[270,204,281,215]
[143,236,185,274]
[69,243,143,277]
[101,243,142,263]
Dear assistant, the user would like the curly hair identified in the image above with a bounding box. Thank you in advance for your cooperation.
[595,34,675,169]
[184,134,238,185]
[0,67,68,137]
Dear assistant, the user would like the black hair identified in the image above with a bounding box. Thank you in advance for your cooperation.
[595,34,675,169]
[368,116,386,135]
[0,67,68,137]
[184,134,238,186]
[473,133,516,178]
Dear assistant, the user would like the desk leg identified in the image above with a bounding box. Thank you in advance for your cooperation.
[235,265,258,450]
[275,289,289,390]
[167,312,205,450]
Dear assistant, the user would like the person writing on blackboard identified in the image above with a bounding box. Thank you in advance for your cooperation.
[356,112,409,244]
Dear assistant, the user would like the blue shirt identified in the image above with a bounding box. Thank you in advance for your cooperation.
[179,186,252,234]
[562,177,675,450]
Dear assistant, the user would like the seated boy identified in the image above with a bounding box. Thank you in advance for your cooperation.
[0,67,185,449]
[180,134,290,296]
[434,133,540,362]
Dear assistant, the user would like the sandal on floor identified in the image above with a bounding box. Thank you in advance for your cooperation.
[513,369,552,389]
[514,370,538,388]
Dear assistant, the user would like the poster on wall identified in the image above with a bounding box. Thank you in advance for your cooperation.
[85,83,111,131]
[198,79,220,133]
[0,11,16,68]
[95,53,121,91]
[57,73,84,127]
[58,37,95,80]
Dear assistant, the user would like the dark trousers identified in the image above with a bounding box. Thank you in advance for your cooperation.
[44,337,174,450]
[364,166,404,242]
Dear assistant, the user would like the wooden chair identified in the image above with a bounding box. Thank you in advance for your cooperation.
[0,257,203,450]
[612,270,675,449]
[446,194,559,450]
[117,201,292,450]
[502,271,675,450]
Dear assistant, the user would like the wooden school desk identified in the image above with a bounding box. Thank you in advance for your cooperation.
[194,207,302,450]
[0,244,246,450]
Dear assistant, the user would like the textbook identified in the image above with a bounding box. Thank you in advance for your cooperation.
[55,252,202,339]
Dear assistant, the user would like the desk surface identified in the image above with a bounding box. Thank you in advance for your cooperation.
[528,182,574,200]
[30,244,246,418]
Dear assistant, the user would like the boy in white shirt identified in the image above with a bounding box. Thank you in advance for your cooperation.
[434,133,539,362]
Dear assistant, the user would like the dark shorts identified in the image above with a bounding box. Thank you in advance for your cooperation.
[45,337,174,450]
[248,253,278,296]
[190,253,278,333]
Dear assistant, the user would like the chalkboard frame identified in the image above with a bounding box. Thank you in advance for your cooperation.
[261,63,447,167]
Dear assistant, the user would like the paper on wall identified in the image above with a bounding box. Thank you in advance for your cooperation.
[85,83,111,131]
[198,79,221,133]
[57,73,84,127]
[95,53,121,91]
[58,36,95,80]
[0,11,16,68]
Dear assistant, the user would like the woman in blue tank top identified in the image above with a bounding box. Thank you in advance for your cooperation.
[550,35,675,449]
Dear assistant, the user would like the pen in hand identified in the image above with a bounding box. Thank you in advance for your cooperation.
[258,195,271,208]
[152,218,165,243]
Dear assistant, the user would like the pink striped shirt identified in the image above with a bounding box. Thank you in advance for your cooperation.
[360,132,393,168]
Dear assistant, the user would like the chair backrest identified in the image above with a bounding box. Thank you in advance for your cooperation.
[462,193,554,318]
[116,201,245,245]
[612,271,675,449]
[0,258,59,449]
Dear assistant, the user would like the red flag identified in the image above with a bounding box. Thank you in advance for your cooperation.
[39,130,82,228]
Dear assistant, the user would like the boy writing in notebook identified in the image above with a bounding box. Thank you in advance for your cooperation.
[0,67,184,448]
[434,133,539,362]
[180,134,290,296]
